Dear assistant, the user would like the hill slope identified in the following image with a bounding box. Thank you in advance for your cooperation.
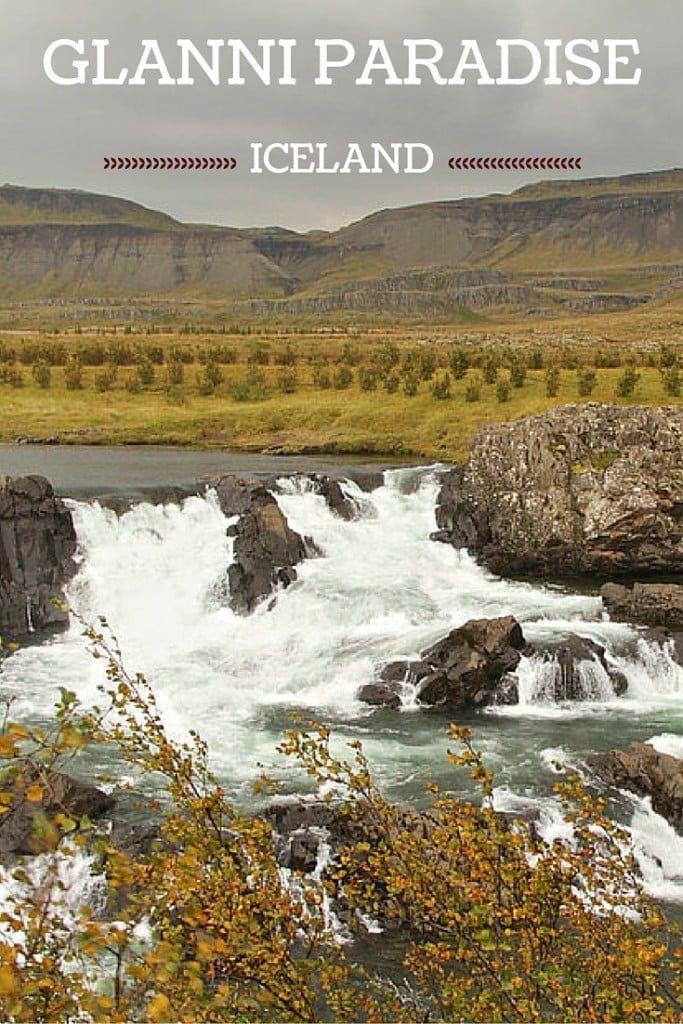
[1,170,682,313]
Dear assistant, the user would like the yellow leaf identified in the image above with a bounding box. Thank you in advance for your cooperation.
[0,737,18,758]
[7,725,28,741]
[25,785,44,804]
[0,965,17,996]
[146,992,171,1021]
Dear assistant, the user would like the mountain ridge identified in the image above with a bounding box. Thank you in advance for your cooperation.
[1,169,682,315]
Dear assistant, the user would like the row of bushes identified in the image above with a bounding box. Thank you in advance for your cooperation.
[0,338,679,375]
[0,361,673,403]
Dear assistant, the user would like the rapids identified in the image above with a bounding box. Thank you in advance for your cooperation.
[3,466,683,898]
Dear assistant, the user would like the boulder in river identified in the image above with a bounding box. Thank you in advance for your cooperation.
[0,475,76,641]
[591,742,683,835]
[434,403,683,577]
[602,581,683,630]
[0,761,114,860]
[212,474,312,614]
[359,615,529,710]
[306,474,368,521]
[534,635,628,701]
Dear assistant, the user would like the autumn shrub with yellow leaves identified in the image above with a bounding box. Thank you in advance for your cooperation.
[0,618,681,1022]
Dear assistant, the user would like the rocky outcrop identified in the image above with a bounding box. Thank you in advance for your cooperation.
[358,615,528,710]
[591,743,683,834]
[359,621,627,710]
[434,404,683,578]
[213,475,311,614]
[602,582,683,629]
[0,761,114,859]
[306,475,367,521]
[0,475,77,640]
[534,636,627,701]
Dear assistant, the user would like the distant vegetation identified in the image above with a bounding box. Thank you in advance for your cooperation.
[1,312,683,459]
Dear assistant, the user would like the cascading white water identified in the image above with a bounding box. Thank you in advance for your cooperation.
[3,467,683,897]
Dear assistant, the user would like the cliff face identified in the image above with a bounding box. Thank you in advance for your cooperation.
[434,404,683,578]
[0,224,291,298]
[0,476,77,640]
[1,170,682,310]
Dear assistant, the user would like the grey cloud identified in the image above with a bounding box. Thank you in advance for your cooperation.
[2,0,680,231]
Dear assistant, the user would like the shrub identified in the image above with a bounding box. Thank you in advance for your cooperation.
[275,345,297,367]
[449,347,470,379]
[508,357,527,388]
[0,626,679,1024]
[615,367,641,398]
[136,359,155,389]
[560,346,579,370]
[383,372,399,394]
[418,349,437,381]
[595,348,622,369]
[374,343,400,377]
[545,366,560,397]
[31,361,51,389]
[496,377,511,403]
[93,365,117,392]
[430,371,452,400]
[247,342,271,366]
[276,368,298,394]
[164,359,184,388]
[464,377,481,402]
[659,344,678,369]
[197,362,224,396]
[63,358,83,390]
[482,354,499,384]
[663,366,682,398]
[527,347,544,370]
[230,371,268,402]
[312,365,331,390]
[402,371,420,396]
[357,366,377,392]
[333,366,353,389]
[577,368,597,396]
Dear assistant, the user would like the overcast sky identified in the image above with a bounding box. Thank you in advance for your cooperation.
[1,0,681,232]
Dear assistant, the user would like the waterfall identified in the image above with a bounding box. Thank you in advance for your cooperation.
[3,467,683,898]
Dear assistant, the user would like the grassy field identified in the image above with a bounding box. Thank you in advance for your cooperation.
[1,304,683,461]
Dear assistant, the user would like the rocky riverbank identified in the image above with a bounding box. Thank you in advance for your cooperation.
[434,403,683,578]
[0,475,76,641]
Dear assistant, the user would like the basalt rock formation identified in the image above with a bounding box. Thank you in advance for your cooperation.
[434,403,683,578]
[358,615,528,710]
[591,743,683,835]
[212,474,312,614]
[359,620,627,710]
[601,581,683,630]
[0,475,77,640]
[533,635,628,702]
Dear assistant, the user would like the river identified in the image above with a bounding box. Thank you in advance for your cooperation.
[2,447,683,905]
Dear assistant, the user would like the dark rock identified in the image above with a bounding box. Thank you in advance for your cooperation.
[356,681,403,709]
[591,743,683,834]
[417,616,527,708]
[0,475,77,640]
[265,803,339,873]
[0,761,114,860]
[308,474,365,521]
[434,404,683,577]
[536,635,628,700]
[359,616,527,710]
[210,474,311,614]
[602,581,683,630]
